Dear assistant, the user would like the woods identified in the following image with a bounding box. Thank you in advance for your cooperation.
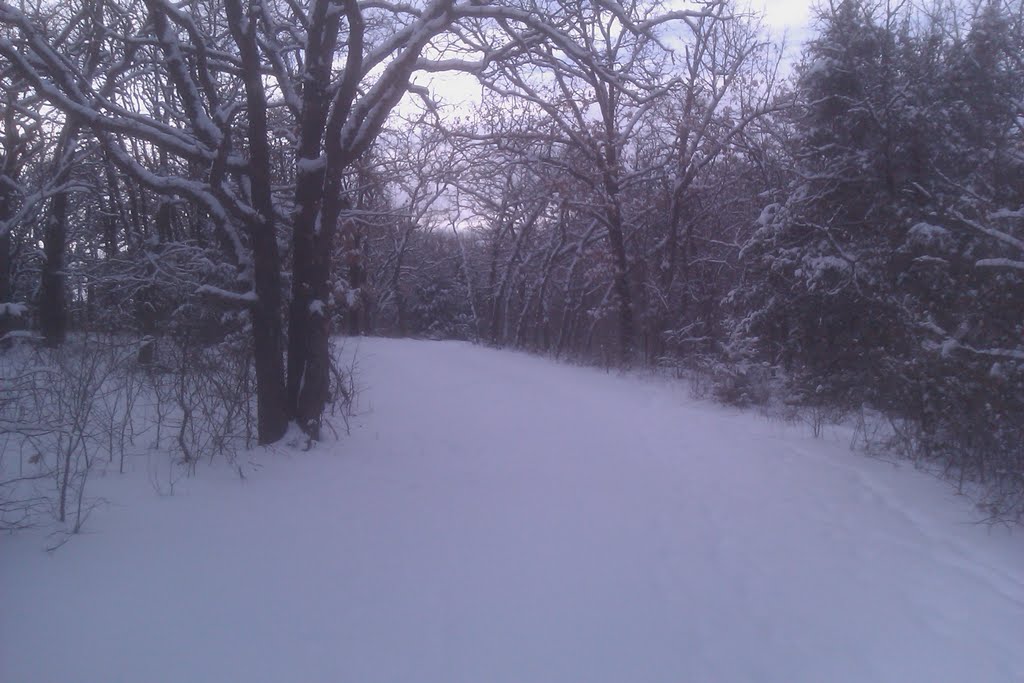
[1,0,1022,527]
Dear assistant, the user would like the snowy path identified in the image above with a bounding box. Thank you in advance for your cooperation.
[2,338,1023,682]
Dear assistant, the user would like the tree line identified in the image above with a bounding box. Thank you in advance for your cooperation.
[1,0,1022,517]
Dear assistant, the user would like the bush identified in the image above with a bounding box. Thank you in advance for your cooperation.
[1,332,258,537]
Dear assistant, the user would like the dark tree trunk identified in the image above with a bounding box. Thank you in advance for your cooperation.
[2,100,28,346]
[124,168,147,249]
[344,227,365,336]
[289,0,373,440]
[486,228,503,343]
[286,0,342,437]
[39,122,83,347]
[101,151,126,258]
[227,0,289,444]
[0,227,11,344]
[391,243,409,337]
[102,186,120,258]
[250,217,289,444]
[39,188,69,346]
[130,199,172,365]
[292,180,346,440]
[602,184,634,364]
[135,248,157,365]
[154,199,173,243]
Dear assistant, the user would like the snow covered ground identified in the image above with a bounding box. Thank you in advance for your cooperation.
[2,337,1023,682]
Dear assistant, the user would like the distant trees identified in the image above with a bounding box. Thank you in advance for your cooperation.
[399,0,781,363]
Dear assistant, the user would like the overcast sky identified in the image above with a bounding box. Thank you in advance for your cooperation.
[412,1,818,111]
[761,0,814,32]
[766,0,817,73]
[760,0,816,63]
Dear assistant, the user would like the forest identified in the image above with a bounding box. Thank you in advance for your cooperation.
[1,0,1022,531]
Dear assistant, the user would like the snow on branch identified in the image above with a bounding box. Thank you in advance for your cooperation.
[0,302,28,318]
[194,285,259,305]
[950,208,1024,254]
[975,258,1024,271]
[922,321,1024,363]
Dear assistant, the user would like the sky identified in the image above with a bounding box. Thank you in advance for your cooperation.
[760,0,816,66]
[761,0,814,33]
[411,0,817,112]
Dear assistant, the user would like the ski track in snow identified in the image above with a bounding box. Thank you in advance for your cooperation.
[2,337,1022,683]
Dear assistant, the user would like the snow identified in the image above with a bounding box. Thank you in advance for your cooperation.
[976,257,1024,271]
[0,329,40,344]
[194,284,259,303]
[296,155,327,175]
[755,202,780,227]
[907,221,953,250]
[805,56,834,78]
[941,337,960,357]
[0,301,27,317]
[802,254,850,286]
[990,207,1024,220]
[2,338,1023,683]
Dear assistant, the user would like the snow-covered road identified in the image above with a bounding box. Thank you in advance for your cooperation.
[2,338,1023,682]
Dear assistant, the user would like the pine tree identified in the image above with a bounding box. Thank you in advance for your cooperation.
[734,0,911,409]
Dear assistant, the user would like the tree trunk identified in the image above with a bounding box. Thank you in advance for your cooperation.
[250,217,289,444]
[286,0,343,437]
[39,122,83,347]
[344,227,365,336]
[603,198,634,363]
[599,103,635,364]
[0,227,9,303]
[291,180,346,440]
[39,189,69,346]
[0,225,11,345]
[227,0,289,444]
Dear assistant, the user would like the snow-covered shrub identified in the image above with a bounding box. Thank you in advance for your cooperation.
[0,332,262,535]
[891,355,1024,521]
[0,337,132,533]
[676,353,774,408]
[141,325,256,470]
[709,361,773,408]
